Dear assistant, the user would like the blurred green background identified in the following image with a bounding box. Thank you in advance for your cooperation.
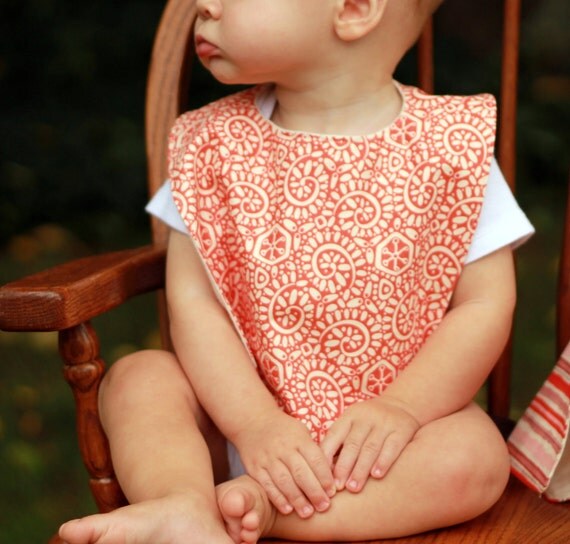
[0,0,568,541]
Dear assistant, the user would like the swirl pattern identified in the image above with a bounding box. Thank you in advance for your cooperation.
[169,83,496,440]
[223,115,264,155]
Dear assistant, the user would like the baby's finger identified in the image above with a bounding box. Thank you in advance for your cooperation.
[254,468,294,515]
[331,426,370,490]
[320,419,349,466]
[299,442,337,499]
[372,432,410,478]
[345,433,385,493]
[267,460,315,518]
[284,454,332,514]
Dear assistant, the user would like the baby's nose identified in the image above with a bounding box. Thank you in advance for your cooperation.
[196,0,222,20]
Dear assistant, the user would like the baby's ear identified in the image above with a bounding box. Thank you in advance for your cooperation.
[333,0,388,41]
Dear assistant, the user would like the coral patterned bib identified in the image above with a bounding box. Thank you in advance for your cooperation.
[169,83,496,441]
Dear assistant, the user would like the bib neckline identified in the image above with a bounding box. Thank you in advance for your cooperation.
[251,80,407,141]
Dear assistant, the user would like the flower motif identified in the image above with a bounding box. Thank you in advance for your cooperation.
[375,233,414,275]
[253,225,292,265]
[386,113,422,148]
[362,361,398,396]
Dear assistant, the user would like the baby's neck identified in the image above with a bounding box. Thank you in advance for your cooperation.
[270,78,402,136]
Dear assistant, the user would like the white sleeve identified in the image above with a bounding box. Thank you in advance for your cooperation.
[465,157,535,264]
[145,180,189,235]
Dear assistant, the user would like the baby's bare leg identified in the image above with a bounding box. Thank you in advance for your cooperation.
[59,350,233,544]
[219,402,510,542]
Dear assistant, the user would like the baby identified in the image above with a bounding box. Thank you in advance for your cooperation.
[59,1,534,543]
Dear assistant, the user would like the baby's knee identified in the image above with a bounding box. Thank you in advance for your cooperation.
[99,350,185,411]
[102,349,176,388]
[442,426,510,517]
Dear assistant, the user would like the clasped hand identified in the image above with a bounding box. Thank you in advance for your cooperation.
[321,396,421,493]
[233,409,336,518]
[234,398,420,518]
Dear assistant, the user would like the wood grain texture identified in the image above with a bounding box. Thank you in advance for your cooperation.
[145,0,197,248]
[60,323,127,513]
[0,245,165,331]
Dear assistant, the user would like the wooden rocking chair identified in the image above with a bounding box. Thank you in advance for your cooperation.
[1,1,568,542]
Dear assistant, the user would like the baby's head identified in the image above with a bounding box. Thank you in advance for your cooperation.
[194,0,445,86]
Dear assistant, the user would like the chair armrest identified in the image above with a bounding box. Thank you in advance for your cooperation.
[0,245,166,332]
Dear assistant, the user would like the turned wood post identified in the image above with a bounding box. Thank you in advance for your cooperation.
[489,0,522,420]
[59,322,127,512]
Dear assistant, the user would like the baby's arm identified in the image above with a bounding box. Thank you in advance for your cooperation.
[322,245,516,492]
[166,230,335,517]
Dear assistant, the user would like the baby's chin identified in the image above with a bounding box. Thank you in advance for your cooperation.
[201,63,270,87]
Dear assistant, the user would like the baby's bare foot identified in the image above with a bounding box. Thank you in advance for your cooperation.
[216,475,276,544]
[59,493,233,544]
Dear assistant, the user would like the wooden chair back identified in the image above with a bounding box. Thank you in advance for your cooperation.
[146,0,197,248]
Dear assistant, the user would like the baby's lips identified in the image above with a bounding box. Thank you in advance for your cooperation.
[195,35,220,59]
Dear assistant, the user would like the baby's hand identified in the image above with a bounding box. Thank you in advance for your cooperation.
[321,397,420,493]
[233,411,336,518]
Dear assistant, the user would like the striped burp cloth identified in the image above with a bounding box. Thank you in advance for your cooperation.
[507,342,570,502]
